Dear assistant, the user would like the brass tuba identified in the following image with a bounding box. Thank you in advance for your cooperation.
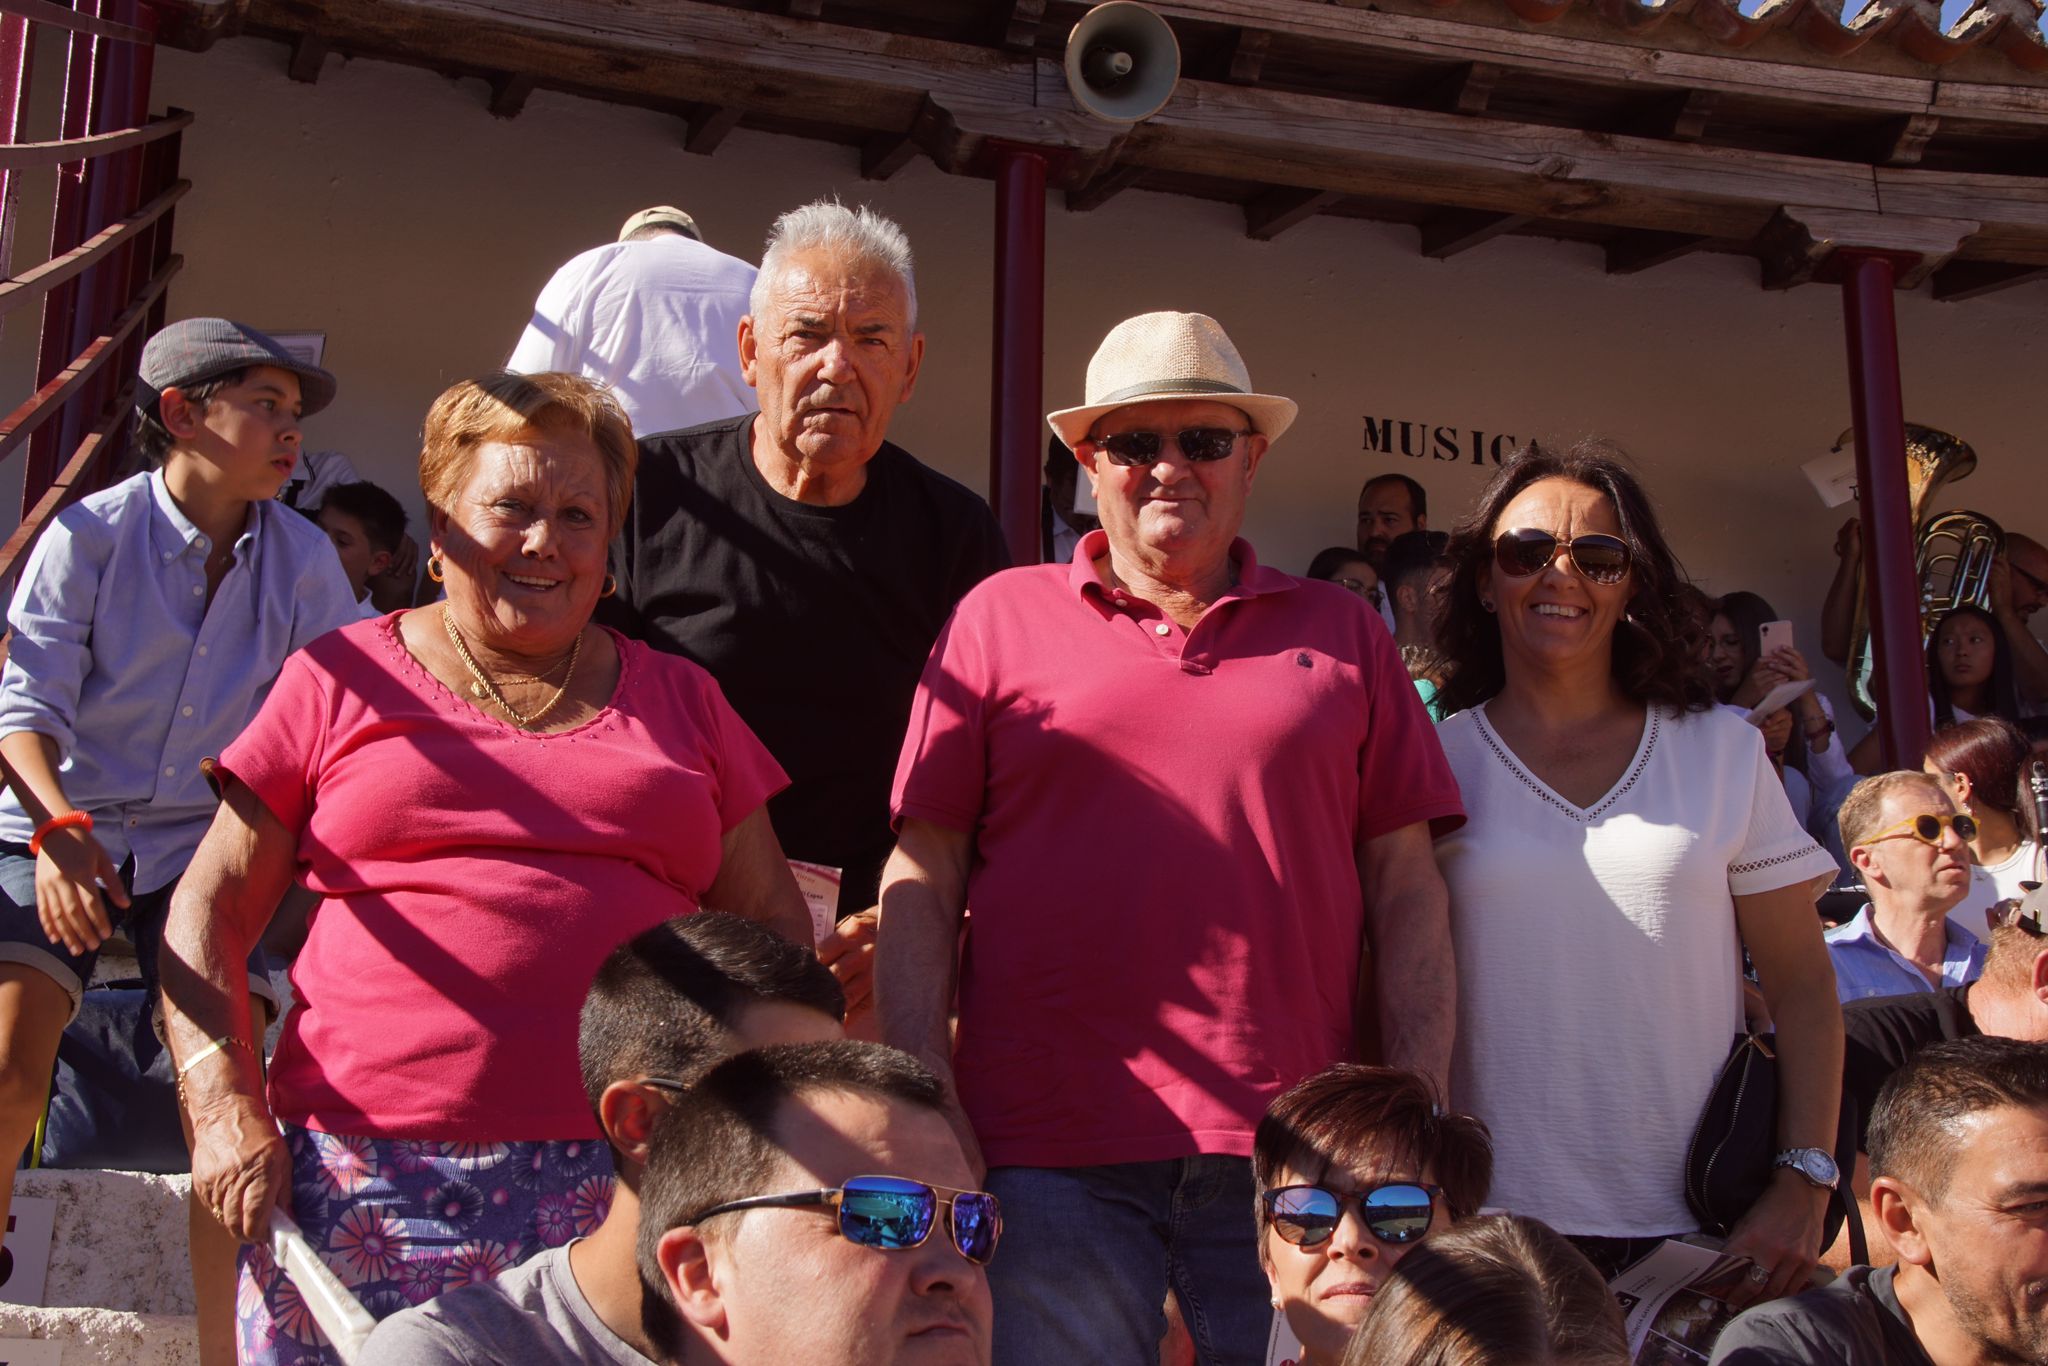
[1839,424,2004,719]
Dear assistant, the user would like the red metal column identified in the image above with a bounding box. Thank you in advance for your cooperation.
[27,9,100,509]
[989,144,1047,566]
[1840,249,1931,770]
[0,13,36,283]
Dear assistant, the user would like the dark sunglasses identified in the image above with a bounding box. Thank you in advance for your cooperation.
[1857,811,1979,849]
[684,1174,1001,1265]
[1492,528,1632,586]
[1094,427,1247,467]
[1262,1182,1441,1249]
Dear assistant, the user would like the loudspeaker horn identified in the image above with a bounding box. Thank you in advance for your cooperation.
[1064,1,1180,125]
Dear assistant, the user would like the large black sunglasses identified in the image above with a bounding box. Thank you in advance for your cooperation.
[1094,428,1248,467]
[1261,1182,1441,1249]
[684,1174,1001,1265]
[1492,528,1632,586]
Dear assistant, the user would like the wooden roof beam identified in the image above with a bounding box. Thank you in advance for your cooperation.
[684,104,742,155]
[1876,113,1942,166]
[788,0,824,16]
[1245,188,1343,240]
[1226,27,1270,85]
[1441,60,1501,116]
[1931,260,2048,300]
[486,73,534,120]
[286,29,325,84]
[1419,208,1531,257]
[1605,229,1709,274]
[1630,88,1717,142]
[861,131,919,181]
[1067,164,1146,211]
[1004,0,1046,52]
[1756,205,1978,289]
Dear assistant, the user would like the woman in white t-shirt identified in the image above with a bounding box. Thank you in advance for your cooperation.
[1429,440,1842,1300]
[1924,716,2044,937]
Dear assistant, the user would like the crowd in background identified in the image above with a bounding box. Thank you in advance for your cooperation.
[0,196,2039,1366]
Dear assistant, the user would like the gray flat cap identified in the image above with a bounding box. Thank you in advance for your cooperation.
[136,318,338,421]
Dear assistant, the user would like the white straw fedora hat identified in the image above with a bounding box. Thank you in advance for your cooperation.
[1046,311,1298,451]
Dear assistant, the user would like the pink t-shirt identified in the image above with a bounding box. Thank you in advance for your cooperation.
[221,614,786,1140]
[892,532,1465,1168]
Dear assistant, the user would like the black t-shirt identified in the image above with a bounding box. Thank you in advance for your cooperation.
[602,415,1009,916]
[1709,1265,1932,1366]
[1841,986,1976,1150]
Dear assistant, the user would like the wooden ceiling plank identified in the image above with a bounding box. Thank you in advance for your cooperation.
[1066,163,1147,211]
[1245,187,1343,239]
[1931,260,2048,299]
[1604,228,1709,273]
[1445,60,1501,115]
[1419,208,1532,256]
[788,0,824,16]
[684,104,742,155]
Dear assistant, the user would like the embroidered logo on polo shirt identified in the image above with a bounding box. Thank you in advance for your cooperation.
[1295,652,1312,668]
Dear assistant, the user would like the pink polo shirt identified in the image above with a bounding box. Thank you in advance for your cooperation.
[221,614,786,1140]
[892,532,1464,1168]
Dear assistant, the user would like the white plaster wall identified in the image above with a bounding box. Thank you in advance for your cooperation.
[60,35,2038,719]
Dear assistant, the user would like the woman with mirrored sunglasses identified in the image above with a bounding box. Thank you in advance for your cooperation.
[1249,1064,1491,1366]
[1430,441,1843,1299]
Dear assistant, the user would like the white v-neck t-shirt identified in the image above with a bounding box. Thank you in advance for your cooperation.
[1435,703,1839,1237]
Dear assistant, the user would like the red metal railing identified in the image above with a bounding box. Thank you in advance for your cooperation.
[0,0,181,582]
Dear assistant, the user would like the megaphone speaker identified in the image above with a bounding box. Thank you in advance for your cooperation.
[1064,2,1181,125]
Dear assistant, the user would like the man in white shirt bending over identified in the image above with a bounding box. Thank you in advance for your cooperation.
[508,206,757,439]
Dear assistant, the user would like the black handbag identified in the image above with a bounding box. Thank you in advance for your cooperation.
[1684,1032,1866,1265]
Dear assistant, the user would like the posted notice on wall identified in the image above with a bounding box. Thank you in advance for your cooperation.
[1265,1309,1304,1366]
[788,860,841,947]
[0,1196,57,1307]
[0,1340,60,1366]
[1802,448,1858,508]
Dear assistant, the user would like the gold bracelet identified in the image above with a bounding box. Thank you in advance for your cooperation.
[176,1035,252,1079]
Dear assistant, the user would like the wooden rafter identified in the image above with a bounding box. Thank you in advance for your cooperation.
[1244,188,1342,240]
[1066,163,1147,211]
[1604,228,1709,274]
[684,104,742,155]
[1419,208,1531,257]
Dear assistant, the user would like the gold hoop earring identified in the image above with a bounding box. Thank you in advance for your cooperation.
[601,573,617,599]
[426,556,445,584]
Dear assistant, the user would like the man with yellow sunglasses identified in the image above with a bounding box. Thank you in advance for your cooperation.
[1826,772,1987,1004]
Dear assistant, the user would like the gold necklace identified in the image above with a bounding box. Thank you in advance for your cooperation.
[441,609,582,729]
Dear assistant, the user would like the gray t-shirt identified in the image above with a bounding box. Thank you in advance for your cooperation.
[1708,1265,1934,1366]
[360,1243,653,1366]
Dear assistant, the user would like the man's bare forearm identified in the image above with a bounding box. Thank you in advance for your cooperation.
[1371,886,1456,1094]
[874,824,971,1080]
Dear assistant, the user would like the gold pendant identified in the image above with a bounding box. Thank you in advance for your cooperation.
[470,681,489,699]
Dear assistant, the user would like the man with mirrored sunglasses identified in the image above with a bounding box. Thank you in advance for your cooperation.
[879,311,1464,1366]
[639,1041,993,1366]
[1826,772,1987,1004]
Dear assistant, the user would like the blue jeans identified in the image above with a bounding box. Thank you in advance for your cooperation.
[985,1157,1268,1366]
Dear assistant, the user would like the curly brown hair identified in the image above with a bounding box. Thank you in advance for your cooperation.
[1432,438,1715,718]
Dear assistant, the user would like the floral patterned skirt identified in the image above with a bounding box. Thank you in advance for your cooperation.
[235,1122,616,1364]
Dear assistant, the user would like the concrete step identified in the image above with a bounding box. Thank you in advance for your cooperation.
[0,1305,199,1365]
[3,1169,194,1316]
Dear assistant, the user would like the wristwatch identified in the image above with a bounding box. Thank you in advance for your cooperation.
[1773,1148,1840,1190]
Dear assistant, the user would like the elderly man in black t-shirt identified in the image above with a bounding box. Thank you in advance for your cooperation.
[1712,1037,2048,1366]
[603,200,1007,1015]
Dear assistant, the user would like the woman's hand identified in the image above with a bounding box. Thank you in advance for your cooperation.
[1758,708,1794,765]
[190,1092,291,1244]
[1721,1171,1828,1306]
[34,824,129,955]
[821,907,879,1036]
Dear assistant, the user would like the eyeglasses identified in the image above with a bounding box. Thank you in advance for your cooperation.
[683,1175,1002,1265]
[1092,428,1248,467]
[1334,577,1384,607]
[1492,528,1632,586]
[2012,560,2048,599]
[1261,1182,1442,1249]
[1856,811,1979,849]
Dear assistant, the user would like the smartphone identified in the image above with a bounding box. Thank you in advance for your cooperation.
[1759,620,1794,658]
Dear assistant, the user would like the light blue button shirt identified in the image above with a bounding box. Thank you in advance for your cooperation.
[0,470,360,892]
[1824,904,1986,1003]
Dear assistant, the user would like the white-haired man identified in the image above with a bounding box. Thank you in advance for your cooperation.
[509,206,759,439]
[602,201,1007,975]
[877,312,1463,1366]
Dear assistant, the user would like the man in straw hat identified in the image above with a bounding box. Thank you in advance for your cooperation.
[876,311,1465,1365]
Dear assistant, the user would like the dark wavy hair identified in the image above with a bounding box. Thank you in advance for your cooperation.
[1929,605,2024,730]
[1432,439,1715,718]
[1924,715,2030,828]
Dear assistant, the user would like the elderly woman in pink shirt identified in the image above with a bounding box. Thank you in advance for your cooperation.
[159,371,811,1364]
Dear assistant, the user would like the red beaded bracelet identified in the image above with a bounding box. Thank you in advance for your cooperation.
[29,810,92,856]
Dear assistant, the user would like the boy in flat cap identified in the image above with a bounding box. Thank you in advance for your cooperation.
[0,318,358,1350]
